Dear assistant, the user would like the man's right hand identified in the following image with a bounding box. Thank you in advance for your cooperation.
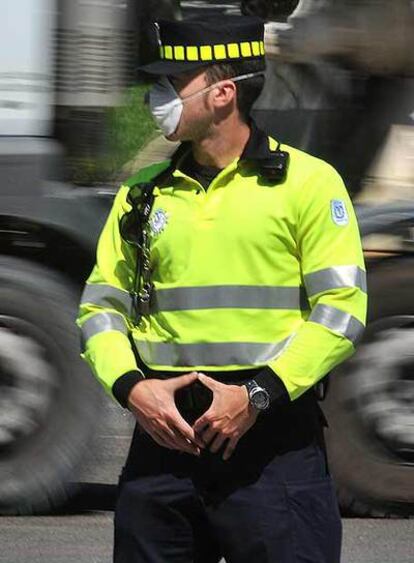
[127,372,204,456]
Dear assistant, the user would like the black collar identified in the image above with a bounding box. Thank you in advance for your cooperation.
[171,120,272,169]
[241,121,289,184]
[240,120,273,162]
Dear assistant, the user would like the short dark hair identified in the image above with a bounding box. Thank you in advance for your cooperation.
[204,60,265,122]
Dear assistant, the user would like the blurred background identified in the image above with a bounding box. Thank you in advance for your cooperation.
[0,0,413,519]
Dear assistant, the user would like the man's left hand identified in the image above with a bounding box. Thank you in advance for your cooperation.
[193,373,259,461]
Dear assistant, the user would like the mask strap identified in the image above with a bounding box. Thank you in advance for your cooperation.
[179,70,265,103]
[231,71,265,83]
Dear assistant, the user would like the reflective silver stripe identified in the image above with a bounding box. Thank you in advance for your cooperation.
[151,286,309,312]
[304,266,367,297]
[134,337,291,367]
[81,312,128,342]
[81,284,132,316]
[309,304,364,344]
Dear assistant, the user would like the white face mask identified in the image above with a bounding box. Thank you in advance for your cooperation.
[148,71,264,137]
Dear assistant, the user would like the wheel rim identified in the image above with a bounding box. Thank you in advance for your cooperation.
[0,315,56,450]
[347,316,414,463]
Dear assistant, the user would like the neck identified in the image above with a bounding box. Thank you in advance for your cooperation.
[192,116,251,169]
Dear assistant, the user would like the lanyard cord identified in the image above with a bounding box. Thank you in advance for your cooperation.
[137,184,155,317]
[126,157,182,323]
[130,182,156,324]
[124,149,188,324]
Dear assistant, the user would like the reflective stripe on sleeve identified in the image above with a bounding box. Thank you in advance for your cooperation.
[133,337,292,367]
[309,304,364,344]
[81,312,128,343]
[81,284,132,316]
[304,265,367,297]
[150,285,309,312]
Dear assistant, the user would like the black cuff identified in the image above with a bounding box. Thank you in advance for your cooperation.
[112,370,145,409]
[253,366,290,408]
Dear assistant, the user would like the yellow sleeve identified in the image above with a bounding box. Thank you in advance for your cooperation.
[268,163,367,401]
[76,185,143,399]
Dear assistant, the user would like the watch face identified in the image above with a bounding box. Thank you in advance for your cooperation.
[251,388,270,410]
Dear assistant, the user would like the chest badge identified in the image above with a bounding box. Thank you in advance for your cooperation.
[331,199,349,226]
[150,209,168,235]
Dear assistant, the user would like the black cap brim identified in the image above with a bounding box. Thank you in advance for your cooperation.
[138,59,213,76]
[138,56,265,77]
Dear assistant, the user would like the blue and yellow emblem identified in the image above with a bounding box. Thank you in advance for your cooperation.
[150,209,168,236]
[331,199,349,226]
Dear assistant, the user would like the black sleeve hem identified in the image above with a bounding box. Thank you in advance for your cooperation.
[112,370,145,409]
[253,366,290,408]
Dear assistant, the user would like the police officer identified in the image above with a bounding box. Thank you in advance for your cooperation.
[77,15,367,563]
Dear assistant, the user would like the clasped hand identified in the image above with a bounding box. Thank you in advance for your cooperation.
[127,372,259,460]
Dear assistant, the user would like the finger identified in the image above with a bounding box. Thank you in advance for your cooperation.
[134,411,185,451]
[166,372,199,390]
[170,428,201,456]
[155,422,200,455]
[149,429,175,450]
[161,418,201,454]
[193,410,213,434]
[156,425,182,449]
[196,373,218,391]
[170,408,205,448]
[209,432,226,454]
[223,436,238,461]
[199,424,217,447]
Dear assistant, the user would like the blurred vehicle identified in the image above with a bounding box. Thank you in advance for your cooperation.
[0,0,168,514]
[253,0,414,516]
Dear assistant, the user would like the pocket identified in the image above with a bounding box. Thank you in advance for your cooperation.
[285,477,342,563]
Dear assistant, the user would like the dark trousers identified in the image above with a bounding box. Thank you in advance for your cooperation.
[114,387,342,563]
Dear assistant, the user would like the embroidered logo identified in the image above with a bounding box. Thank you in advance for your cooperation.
[150,209,168,235]
[331,199,349,226]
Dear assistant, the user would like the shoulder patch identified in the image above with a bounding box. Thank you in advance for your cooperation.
[331,199,349,226]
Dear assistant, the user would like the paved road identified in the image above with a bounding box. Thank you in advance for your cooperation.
[1,514,413,563]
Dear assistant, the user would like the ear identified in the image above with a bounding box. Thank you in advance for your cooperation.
[211,80,237,108]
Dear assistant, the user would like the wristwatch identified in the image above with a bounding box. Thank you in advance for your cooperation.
[244,379,270,411]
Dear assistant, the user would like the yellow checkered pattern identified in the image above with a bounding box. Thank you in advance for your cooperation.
[160,40,265,61]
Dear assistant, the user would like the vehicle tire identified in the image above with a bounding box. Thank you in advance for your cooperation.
[323,256,414,516]
[0,256,102,514]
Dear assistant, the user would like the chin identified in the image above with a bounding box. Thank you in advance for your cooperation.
[166,126,192,143]
[165,132,179,141]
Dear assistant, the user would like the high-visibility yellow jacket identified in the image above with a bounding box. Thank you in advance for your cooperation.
[77,126,367,407]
